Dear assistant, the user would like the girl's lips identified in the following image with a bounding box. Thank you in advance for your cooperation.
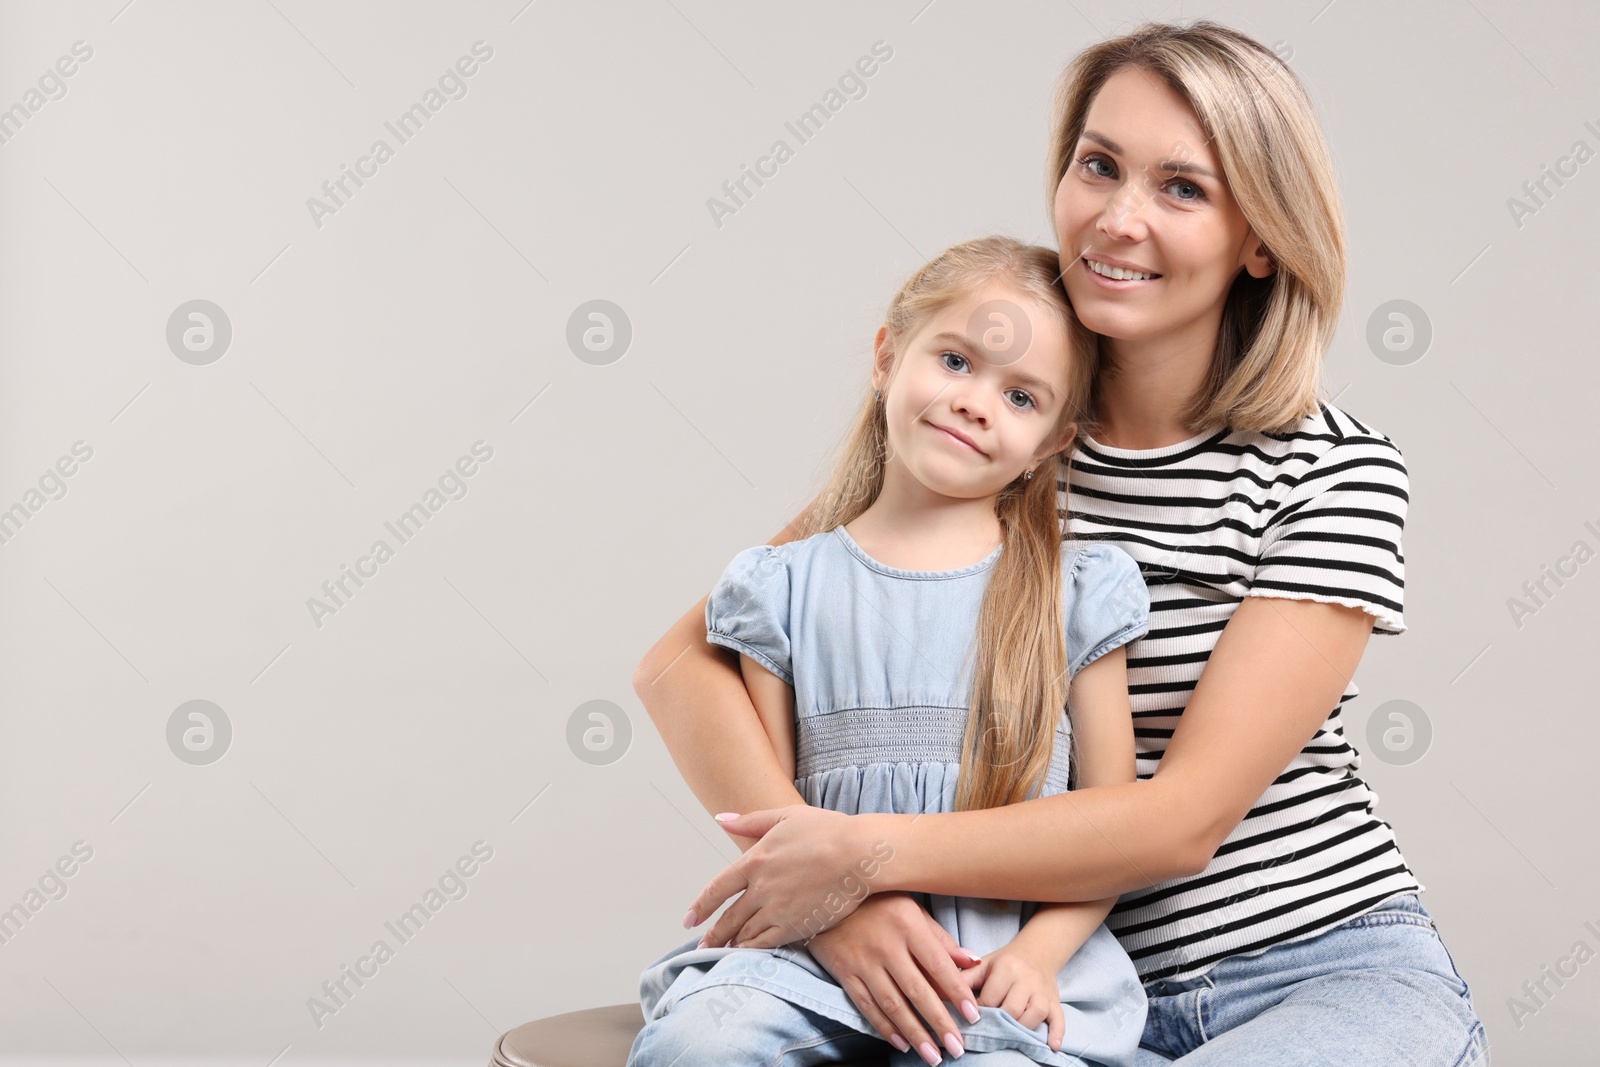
[1081,256,1161,289]
[927,421,983,455]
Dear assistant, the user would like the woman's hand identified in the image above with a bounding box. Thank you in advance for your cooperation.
[684,806,891,950]
[803,892,985,1065]
[960,943,1066,1052]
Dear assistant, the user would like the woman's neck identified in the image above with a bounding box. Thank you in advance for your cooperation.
[1093,330,1217,450]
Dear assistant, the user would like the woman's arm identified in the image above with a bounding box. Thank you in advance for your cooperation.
[1001,645,1135,972]
[687,595,1377,943]
[878,596,1375,899]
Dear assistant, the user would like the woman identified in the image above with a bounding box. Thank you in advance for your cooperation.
[641,21,1488,1066]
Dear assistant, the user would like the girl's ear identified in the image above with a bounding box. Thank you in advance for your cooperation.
[1036,422,1075,467]
[871,325,894,393]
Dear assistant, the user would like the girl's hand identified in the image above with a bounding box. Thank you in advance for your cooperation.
[684,806,887,950]
[804,892,985,1065]
[960,944,1066,1052]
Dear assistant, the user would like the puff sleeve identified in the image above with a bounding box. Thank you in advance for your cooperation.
[1064,543,1150,679]
[1249,436,1408,635]
[704,544,794,686]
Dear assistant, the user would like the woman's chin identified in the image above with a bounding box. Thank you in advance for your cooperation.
[1072,300,1158,341]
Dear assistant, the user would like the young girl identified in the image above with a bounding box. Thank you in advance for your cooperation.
[627,237,1151,1067]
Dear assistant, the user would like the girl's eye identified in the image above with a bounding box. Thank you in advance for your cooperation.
[941,352,1035,410]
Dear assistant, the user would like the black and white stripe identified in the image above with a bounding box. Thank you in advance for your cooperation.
[1061,402,1421,983]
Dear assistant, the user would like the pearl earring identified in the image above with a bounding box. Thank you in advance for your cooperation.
[873,390,881,400]
[1023,468,1034,481]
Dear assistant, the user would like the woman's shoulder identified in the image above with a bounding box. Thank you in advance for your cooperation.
[1253,402,1406,462]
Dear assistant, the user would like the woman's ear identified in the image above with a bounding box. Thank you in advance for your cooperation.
[1242,229,1276,279]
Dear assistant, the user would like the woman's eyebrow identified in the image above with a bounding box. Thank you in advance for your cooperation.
[1081,129,1218,181]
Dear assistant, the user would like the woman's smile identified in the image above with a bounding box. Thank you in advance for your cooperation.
[1080,253,1163,288]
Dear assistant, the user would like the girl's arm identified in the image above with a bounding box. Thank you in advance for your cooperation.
[631,504,815,851]
[1001,645,1134,974]
[687,595,1377,940]
[739,654,796,782]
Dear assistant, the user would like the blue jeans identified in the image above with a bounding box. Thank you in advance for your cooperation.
[1135,892,1489,1065]
[627,891,1487,1066]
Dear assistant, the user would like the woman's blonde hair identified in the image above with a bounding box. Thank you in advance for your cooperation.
[793,235,1098,812]
[1045,19,1344,434]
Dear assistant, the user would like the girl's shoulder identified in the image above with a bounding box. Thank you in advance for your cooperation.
[1062,539,1140,582]
[1061,540,1146,614]
[720,527,841,578]
[1060,540,1150,675]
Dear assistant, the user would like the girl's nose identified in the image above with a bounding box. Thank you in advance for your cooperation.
[952,390,989,424]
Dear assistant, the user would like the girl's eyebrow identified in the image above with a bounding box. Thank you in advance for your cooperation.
[1080,129,1219,181]
[930,330,1059,403]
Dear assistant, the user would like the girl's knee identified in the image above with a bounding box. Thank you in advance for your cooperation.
[628,983,855,1067]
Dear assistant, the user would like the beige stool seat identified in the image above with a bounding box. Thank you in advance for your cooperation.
[489,1001,889,1066]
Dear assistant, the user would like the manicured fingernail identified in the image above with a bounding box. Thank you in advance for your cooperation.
[714,812,739,822]
[696,935,709,948]
[889,1033,910,1052]
[682,909,698,929]
[943,1030,964,1058]
[961,998,980,1023]
[917,1040,941,1064]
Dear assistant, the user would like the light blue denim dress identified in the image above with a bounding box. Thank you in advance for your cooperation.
[634,525,1152,1067]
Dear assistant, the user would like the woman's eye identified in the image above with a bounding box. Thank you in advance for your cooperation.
[1167,179,1204,201]
[940,351,968,372]
[1076,153,1114,179]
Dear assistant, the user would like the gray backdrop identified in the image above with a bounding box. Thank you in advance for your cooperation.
[0,0,1595,1063]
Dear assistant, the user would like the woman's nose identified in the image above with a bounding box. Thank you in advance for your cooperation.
[1097,183,1148,239]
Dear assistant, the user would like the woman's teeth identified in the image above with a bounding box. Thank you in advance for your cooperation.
[1087,259,1157,281]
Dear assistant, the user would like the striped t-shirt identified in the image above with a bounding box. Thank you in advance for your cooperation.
[1060,401,1422,983]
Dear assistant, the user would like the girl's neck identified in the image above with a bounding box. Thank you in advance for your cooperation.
[846,473,1003,572]
[1093,325,1217,451]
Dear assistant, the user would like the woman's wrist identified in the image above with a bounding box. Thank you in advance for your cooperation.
[860,811,924,895]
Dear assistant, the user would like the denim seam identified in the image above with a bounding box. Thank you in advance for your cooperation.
[1448,1018,1490,1067]
[1338,912,1435,931]
[704,630,794,686]
[773,1025,875,1065]
[1071,615,1148,677]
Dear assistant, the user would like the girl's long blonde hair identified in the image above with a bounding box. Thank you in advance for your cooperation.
[792,236,1098,812]
[1045,19,1345,434]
